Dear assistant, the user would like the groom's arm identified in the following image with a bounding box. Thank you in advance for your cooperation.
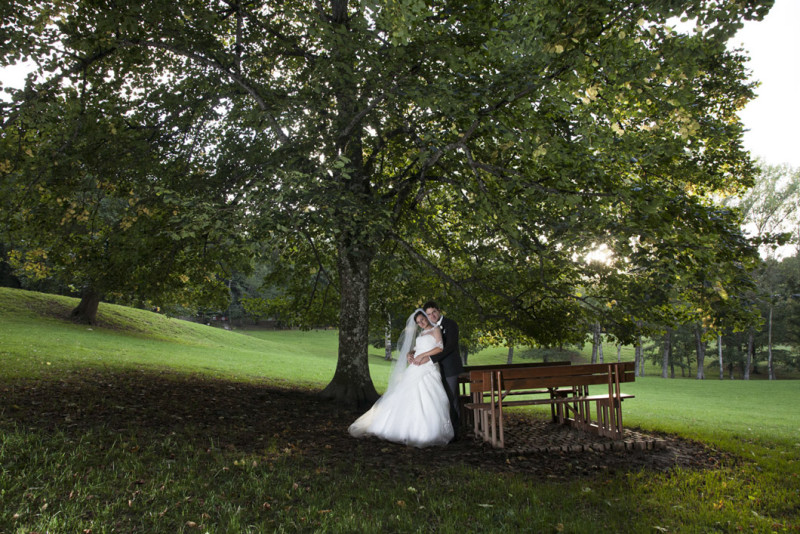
[431,318,458,364]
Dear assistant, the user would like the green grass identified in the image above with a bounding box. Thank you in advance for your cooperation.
[1,287,799,533]
[0,288,391,387]
[620,378,800,444]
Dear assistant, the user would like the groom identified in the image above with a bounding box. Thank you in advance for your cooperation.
[421,300,464,434]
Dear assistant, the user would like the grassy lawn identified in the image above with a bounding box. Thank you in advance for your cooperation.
[1,287,799,533]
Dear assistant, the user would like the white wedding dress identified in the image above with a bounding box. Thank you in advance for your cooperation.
[349,328,454,448]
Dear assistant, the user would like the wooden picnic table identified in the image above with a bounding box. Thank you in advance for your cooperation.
[461,361,635,448]
[458,360,572,427]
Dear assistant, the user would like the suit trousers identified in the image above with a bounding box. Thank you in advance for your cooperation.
[442,372,461,429]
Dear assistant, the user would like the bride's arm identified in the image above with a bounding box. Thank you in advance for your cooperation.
[413,328,443,364]
[414,345,442,363]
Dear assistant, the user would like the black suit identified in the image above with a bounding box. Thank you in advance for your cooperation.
[431,316,464,428]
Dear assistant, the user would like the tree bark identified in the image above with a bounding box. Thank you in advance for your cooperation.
[768,304,775,380]
[591,323,600,363]
[598,335,604,363]
[320,16,380,408]
[661,329,670,378]
[320,243,379,408]
[384,311,392,361]
[70,286,102,325]
[744,329,754,380]
[718,334,724,380]
[506,346,514,365]
[635,330,644,377]
[695,325,706,380]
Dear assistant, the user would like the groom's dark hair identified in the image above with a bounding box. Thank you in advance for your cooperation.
[422,300,440,311]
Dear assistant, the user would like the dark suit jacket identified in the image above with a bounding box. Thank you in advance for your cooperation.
[431,316,464,378]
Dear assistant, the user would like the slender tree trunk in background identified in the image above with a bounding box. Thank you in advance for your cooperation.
[661,329,671,378]
[617,344,621,362]
[70,286,102,325]
[729,361,735,380]
[744,329,754,380]
[768,304,775,380]
[225,278,233,330]
[695,325,706,380]
[634,321,644,376]
[591,323,600,363]
[507,346,514,365]
[384,312,392,361]
[598,335,604,363]
[461,346,469,366]
[635,332,644,376]
[718,334,724,380]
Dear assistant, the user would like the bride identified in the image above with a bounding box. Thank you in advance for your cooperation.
[349,309,454,447]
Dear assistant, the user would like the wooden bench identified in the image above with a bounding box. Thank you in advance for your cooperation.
[465,362,635,448]
[458,361,572,428]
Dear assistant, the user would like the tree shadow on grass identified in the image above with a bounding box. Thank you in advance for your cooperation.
[0,369,737,479]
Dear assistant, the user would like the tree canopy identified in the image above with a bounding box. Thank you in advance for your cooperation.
[0,0,772,406]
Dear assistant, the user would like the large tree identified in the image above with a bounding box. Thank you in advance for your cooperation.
[2,0,770,406]
[0,79,251,323]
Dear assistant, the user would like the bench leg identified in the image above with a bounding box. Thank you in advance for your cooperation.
[497,407,504,448]
[459,395,471,429]
[597,398,609,435]
[594,398,624,439]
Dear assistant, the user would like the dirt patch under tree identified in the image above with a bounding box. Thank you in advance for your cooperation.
[0,369,739,480]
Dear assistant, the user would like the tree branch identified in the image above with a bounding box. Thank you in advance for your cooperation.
[118,39,291,145]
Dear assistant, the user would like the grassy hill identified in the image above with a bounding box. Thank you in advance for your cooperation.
[0,287,629,386]
[0,287,386,387]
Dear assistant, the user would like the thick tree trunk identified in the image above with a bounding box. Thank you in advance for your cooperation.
[320,244,379,409]
[70,286,102,325]
[506,346,514,365]
[695,325,706,380]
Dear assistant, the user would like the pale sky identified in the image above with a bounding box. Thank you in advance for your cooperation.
[730,0,800,168]
[1,2,797,167]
